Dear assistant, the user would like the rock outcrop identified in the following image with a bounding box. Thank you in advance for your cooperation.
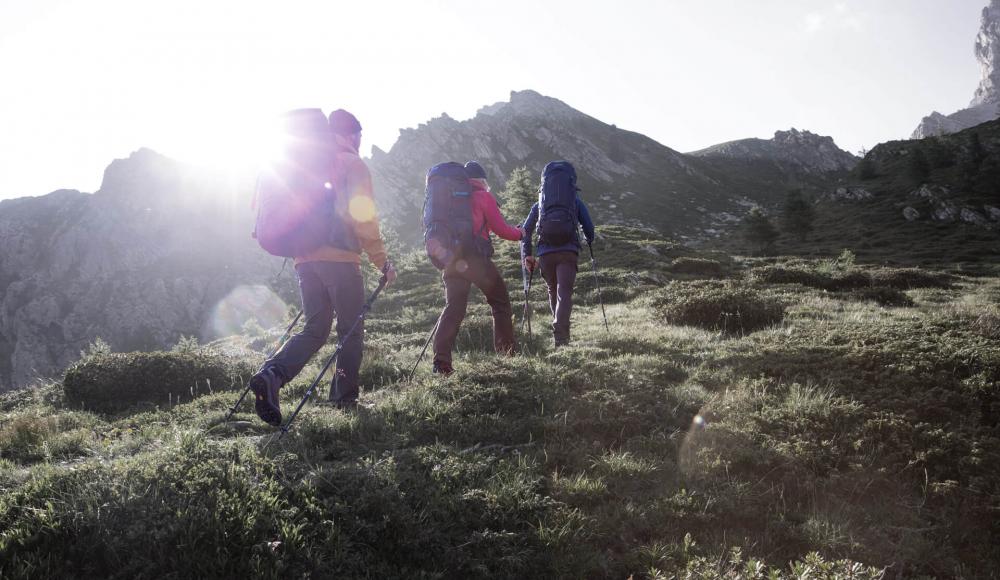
[368,90,728,241]
[0,150,283,391]
[913,1,1000,138]
[368,90,847,244]
[688,129,858,173]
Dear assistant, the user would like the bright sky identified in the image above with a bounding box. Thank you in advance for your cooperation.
[0,0,989,199]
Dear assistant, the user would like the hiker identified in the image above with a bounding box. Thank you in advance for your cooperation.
[521,161,595,347]
[250,109,397,425]
[424,161,525,375]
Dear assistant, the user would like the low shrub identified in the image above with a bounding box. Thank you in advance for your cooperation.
[63,350,256,413]
[668,257,725,277]
[841,287,915,308]
[751,265,954,293]
[749,266,827,288]
[869,268,955,290]
[654,282,785,334]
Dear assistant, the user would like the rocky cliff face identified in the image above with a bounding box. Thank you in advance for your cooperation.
[0,150,282,391]
[688,129,858,173]
[973,0,1000,107]
[913,1,1000,138]
[368,90,847,244]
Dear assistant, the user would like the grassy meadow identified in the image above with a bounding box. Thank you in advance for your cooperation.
[1,226,998,578]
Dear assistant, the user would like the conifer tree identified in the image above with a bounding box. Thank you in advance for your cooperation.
[781,189,816,241]
[497,166,537,223]
[742,206,779,254]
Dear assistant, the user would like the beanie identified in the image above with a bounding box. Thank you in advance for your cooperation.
[464,161,487,179]
[329,109,362,135]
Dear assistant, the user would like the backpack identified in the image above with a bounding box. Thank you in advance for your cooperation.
[253,108,356,258]
[422,162,492,270]
[537,161,579,247]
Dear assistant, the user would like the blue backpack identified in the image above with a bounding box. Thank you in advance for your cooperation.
[254,109,356,258]
[538,161,579,247]
[422,162,491,269]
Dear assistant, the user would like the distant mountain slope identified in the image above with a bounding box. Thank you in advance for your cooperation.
[753,119,1000,264]
[0,150,282,391]
[368,90,851,243]
[688,128,858,174]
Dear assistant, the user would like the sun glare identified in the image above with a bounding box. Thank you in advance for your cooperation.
[176,112,289,175]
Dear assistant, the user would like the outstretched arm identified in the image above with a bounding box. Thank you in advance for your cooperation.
[521,203,539,257]
[481,192,523,241]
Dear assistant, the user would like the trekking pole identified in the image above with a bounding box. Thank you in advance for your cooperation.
[520,262,534,338]
[407,313,442,383]
[276,274,389,441]
[587,241,610,332]
[224,310,303,422]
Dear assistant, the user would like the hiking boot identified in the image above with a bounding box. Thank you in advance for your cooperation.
[432,361,454,376]
[249,367,283,426]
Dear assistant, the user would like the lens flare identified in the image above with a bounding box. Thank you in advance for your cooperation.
[207,285,289,339]
[348,195,376,222]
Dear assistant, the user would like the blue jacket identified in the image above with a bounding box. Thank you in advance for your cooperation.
[521,198,596,258]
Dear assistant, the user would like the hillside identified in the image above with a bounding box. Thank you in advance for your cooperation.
[0,92,859,392]
[689,128,858,174]
[0,149,284,392]
[1,230,998,577]
[368,90,852,244]
[730,118,1000,265]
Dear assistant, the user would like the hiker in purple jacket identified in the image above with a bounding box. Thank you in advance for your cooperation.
[521,161,596,347]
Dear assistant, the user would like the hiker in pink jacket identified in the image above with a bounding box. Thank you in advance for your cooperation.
[430,161,525,375]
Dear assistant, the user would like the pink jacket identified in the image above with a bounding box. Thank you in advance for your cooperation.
[469,183,521,242]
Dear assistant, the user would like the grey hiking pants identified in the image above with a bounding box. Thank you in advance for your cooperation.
[539,251,579,345]
[265,261,365,404]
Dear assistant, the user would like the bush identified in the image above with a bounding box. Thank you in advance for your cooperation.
[654,282,785,334]
[752,265,954,293]
[841,287,915,308]
[669,257,724,277]
[63,351,256,413]
[750,266,827,288]
[869,268,955,290]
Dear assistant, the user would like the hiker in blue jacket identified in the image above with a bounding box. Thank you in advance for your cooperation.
[521,161,596,347]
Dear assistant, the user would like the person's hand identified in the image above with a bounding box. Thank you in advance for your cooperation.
[516,226,526,240]
[382,261,398,286]
[522,256,537,272]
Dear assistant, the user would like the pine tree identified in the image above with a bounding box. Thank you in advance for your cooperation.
[857,148,877,180]
[742,207,779,254]
[781,189,816,241]
[497,166,538,223]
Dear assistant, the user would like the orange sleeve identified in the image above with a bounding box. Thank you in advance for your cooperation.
[344,158,388,270]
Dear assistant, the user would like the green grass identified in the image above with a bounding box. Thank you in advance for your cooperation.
[1,239,998,578]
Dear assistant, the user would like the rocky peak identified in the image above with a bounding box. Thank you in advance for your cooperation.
[96,148,181,204]
[972,0,1000,107]
[689,128,857,173]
